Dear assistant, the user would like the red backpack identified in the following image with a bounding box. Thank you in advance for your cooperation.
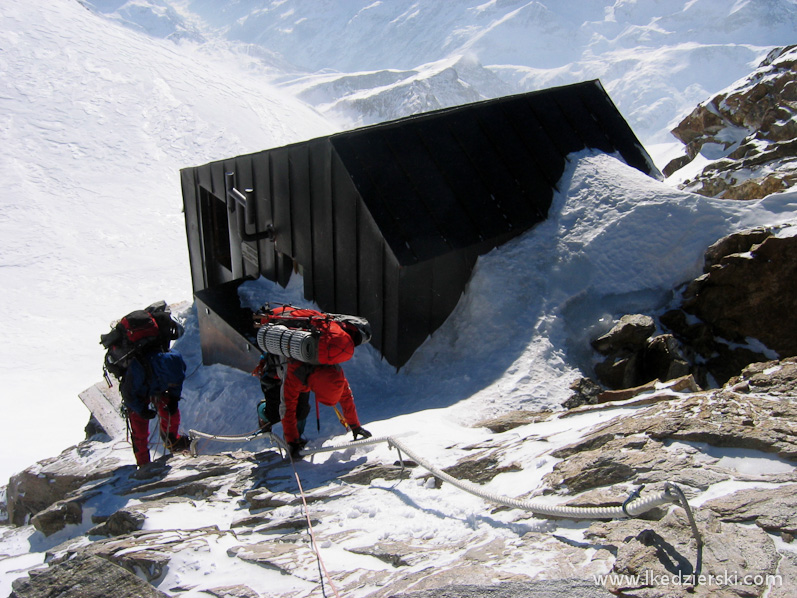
[257,305,370,365]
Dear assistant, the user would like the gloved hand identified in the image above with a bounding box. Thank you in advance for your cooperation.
[352,426,372,440]
[163,392,181,414]
[142,407,157,420]
[288,439,307,460]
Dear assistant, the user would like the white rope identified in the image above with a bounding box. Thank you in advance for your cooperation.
[187,428,681,520]
[386,437,679,520]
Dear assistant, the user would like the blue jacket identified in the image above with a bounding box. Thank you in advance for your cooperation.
[120,349,186,415]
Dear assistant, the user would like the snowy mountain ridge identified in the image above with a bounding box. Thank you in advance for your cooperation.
[81,0,797,142]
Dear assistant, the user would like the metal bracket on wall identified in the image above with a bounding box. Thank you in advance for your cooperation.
[225,171,275,243]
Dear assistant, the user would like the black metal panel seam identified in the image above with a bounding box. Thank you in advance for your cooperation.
[372,133,425,262]
[246,157,260,270]
[550,94,588,155]
[407,128,452,249]
[194,170,209,291]
[334,138,419,264]
[306,144,316,303]
[494,102,557,218]
[473,112,526,227]
[501,101,562,190]
[416,122,484,243]
[354,166,361,315]
[446,111,505,239]
[329,143,337,310]
[522,97,569,175]
[287,154,294,258]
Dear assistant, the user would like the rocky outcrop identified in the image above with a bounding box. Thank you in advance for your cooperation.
[6,443,124,527]
[587,227,797,393]
[661,228,797,385]
[10,554,169,598]
[679,233,797,358]
[7,359,797,598]
[664,45,797,200]
[590,314,693,392]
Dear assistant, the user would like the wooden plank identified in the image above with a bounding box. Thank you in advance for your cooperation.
[78,382,127,439]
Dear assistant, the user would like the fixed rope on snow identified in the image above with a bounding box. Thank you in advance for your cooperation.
[188,426,703,588]
[188,428,693,522]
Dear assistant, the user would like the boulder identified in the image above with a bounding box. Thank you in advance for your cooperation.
[7,442,122,527]
[593,332,692,391]
[442,450,522,485]
[728,357,797,395]
[475,410,553,433]
[703,227,771,271]
[544,436,730,495]
[681,234,797,359]
[586,509,779,597]
[562,377,603,409]
[591,314,655,356]
[552,384,797,461]
[203,585,261,598]
[704,484,797,535]
[10,554,168,598]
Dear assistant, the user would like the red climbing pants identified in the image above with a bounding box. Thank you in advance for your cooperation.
[129,396,181,466]
[281,361,361,444]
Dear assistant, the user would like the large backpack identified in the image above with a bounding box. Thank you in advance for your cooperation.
[255,304,371,365]
[101,301,183,383]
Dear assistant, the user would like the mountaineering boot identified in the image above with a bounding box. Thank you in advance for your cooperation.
[164,433,191,454]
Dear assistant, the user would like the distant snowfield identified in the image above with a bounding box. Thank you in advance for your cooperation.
[2,0,797,482]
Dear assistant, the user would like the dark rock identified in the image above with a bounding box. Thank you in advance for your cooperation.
[682,234,797,359]
[703,227,771,271]
[637,334,691,384]
[339,463,411,485]
[475,410,553,432]
[591,314,655,356]
[442,451,522,485]
[593,355,629,389]
[704,484,797,534]
[9,554,168,598]
[204,585,261,598]
[662,153,692,177]
[30,498,85,537]
[94,509,147,536]
[563,378,603,409]
[7,442,121,527]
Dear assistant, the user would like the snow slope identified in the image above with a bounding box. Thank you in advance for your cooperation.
[0,0,335,482]
[2,152,796,598]
[2,0,797,485]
